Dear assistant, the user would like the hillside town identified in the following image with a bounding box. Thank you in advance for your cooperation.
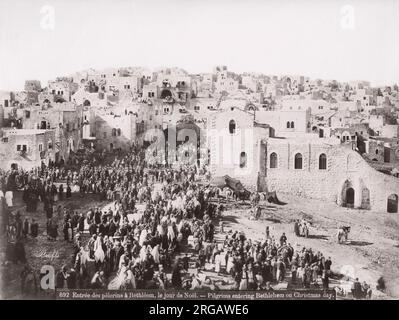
[1,65,399,299]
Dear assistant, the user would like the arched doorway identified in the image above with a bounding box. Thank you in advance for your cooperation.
[341,180,355,208]
[346,188,355,208]
[361,188,370,210]
[387,194,398,213]
[160,89,172,99]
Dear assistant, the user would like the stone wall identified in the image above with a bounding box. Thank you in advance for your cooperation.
[22,106,83,162]
[209,109,269,192]
[94,114,136,151]
[0,131,55,170]
[264,139,399,212]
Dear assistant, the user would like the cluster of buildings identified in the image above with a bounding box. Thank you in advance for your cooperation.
[1,65,398,213]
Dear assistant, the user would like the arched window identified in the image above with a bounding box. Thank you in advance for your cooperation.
[83,100,91,107]
[229,120,236,134]
[117,129,121,136]
[112,128,116,136]
[270,152,278,168]
[286,121,291,128]
[294,153,303,169]
[319,153,327,170]
[291,121,295,128]
[375,149,379,155]
[239,152,247,168]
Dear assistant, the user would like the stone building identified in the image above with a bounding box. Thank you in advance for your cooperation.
[263,137,398,212]
[255,108,311,136]
[209,108,399,213]
[48,79,79,102]
[208,107,270,188]
[92,112,138,152]
[21,103,84,163]
[142,84,158,101]
[366,137,399,164]
[214,77,239,93]
[105,75,141,94]
[0,91,13,108]
[0,129,55,170]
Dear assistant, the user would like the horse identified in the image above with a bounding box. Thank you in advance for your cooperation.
[337,226,350,244]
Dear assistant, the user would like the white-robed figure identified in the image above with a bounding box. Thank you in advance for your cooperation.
[67,222,73,242]
[157,224,165,236]
[108,263,128,290]
[139,245,147,262]
[139,228,148,246]
[125,268,136,289]
[5,191,13,207]
[151,244,160,264]
[214,252,222,274]
[167,224,175,242]
[94,236,105,264]
[190,275,202,290]
[226,255,234,274]
[72,184,80,193]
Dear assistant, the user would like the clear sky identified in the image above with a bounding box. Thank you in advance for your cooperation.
[0,0,398,90]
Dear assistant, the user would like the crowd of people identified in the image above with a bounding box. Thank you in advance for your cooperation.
[0,144,374,299]
[44,143,334,292]
[293,219,310,238]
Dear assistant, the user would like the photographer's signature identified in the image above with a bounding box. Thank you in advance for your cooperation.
[32,249,60,261]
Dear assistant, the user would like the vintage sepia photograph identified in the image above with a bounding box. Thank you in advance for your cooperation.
[0,0,399,304]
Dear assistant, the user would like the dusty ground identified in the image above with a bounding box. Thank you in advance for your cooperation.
[1,190,398,299]
[220,193,399,299]
[0,192,109,300]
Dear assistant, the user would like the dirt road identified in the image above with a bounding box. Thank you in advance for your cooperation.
[220,193,399,299]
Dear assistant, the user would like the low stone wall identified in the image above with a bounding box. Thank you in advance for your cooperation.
[265,143,399,212]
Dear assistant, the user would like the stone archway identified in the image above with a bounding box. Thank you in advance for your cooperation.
[341,180,355,208]
[346,188,355,208]
[387,194,398,213]
[160,89,172,99]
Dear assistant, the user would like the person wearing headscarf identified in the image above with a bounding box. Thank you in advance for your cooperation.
[151,244,160,265]
[94,236,105,268]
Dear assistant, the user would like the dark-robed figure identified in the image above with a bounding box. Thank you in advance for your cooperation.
[171,260,182,289]
[66,184,72,199]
